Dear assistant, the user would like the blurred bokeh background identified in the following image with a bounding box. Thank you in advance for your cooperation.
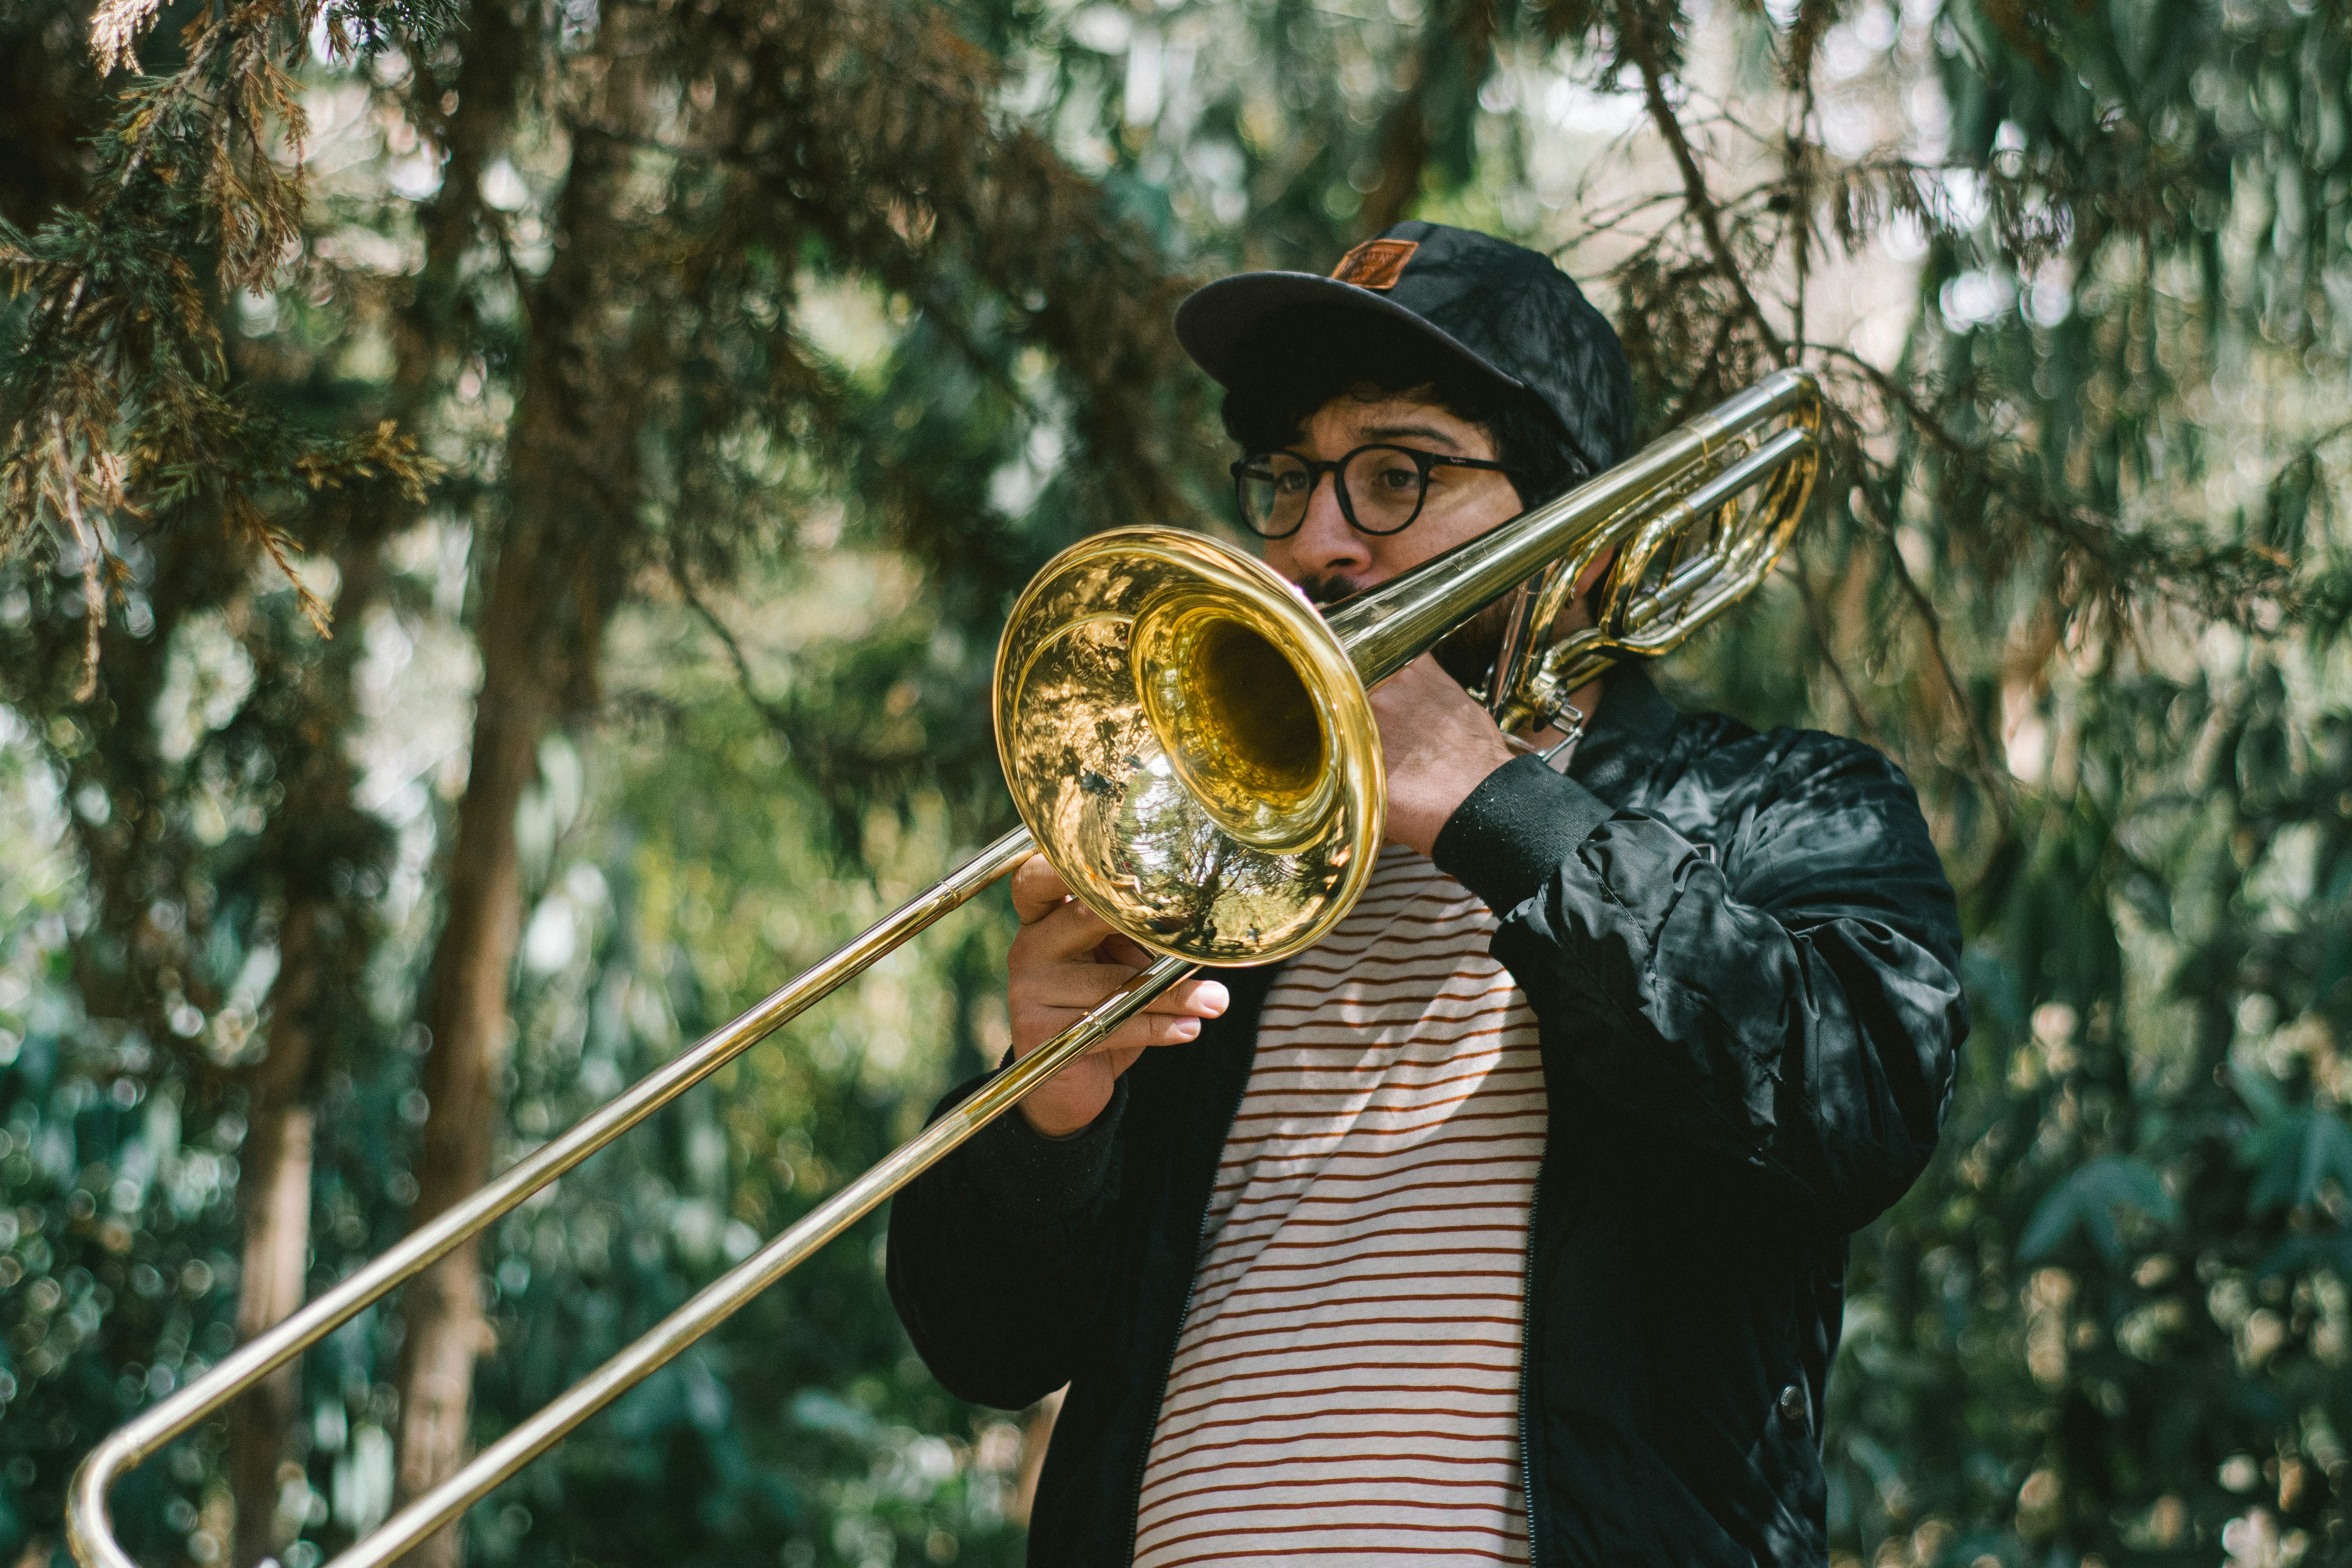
[2,0,2349,1562]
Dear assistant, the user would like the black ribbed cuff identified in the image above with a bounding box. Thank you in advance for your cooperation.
[1432,753,1615,916]
[964,1073,1129,1227]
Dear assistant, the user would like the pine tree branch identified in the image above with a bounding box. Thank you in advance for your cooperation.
[1,0,456,691]
[1789,544,1889,753]
[1861,494,2016,828]
[1613,0,1788,364]
[1819,345,2300,626]
[676,566,800,740]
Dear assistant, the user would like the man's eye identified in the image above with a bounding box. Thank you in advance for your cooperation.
[1369,462,1419,493]
[1272,470,1311,495]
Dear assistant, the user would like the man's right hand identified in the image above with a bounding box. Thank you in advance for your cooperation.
[1006,853,1230,1138]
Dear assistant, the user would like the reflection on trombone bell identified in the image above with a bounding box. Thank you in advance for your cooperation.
[68,351,1831,1568]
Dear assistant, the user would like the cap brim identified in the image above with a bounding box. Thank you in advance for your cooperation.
[1173,272,1531,402]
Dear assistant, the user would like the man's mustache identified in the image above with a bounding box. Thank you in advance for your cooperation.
[1297,573,1365,610]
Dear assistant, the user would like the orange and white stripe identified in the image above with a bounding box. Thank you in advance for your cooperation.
[1132,846,1546,1568]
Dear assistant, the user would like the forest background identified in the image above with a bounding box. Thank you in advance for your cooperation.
[1,0,2348,1560]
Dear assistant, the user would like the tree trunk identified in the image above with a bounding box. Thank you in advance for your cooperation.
[227,909,326,1567]
[391,63,647,1568]
[390,617,540,1563]
[1356,64,1430,240]
[1355,2,1495,240]
[226,535,395,1566]
[229,1106,314,1562]
[226,9,526,1552]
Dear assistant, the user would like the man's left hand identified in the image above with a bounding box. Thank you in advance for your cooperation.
[1368,652,1517,857]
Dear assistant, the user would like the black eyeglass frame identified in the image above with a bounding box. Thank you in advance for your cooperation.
[1228,444,1520,540]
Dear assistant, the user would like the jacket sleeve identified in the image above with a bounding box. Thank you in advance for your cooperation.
[1432,743,1965,1234]
[885,1073,1129,1410]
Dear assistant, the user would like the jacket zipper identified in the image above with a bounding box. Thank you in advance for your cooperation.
[1518,1165,1543,1568]
[1124,1052,1252,1564]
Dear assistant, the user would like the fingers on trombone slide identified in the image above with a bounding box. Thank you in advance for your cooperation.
[1008,853,1229,1056]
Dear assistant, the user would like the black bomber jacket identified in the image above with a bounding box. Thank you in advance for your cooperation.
[886,665,1967,1567]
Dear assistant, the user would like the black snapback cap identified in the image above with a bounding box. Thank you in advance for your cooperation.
[1174,220,1635,480]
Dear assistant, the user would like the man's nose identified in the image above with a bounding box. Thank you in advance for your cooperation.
[1288,471,1369,578]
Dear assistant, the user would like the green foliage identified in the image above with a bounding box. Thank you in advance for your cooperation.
[1806,641,2352,1564]
[0,692,256,1565]
[2017,1158,2181,1267]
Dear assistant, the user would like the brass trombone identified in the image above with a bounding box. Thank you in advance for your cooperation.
[68,366,1824,1568]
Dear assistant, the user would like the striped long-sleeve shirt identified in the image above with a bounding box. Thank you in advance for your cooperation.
[1131,844,1546,1567]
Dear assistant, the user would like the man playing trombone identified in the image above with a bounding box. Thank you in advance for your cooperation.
[889,222,1967,1568]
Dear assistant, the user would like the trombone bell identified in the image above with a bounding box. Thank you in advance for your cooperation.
[994,528,1386,966]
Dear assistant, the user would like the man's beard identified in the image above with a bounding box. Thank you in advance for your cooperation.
[1297,573,1512,694]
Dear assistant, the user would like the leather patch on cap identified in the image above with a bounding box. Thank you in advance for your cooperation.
[1330,239,1418,291]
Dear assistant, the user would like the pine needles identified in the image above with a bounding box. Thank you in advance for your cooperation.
[0,0,450,698]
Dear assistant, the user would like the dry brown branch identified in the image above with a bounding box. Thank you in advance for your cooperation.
[46,416,109,701]
[90,0,166,73]
[1789,545,1889,751]
[1848,479,2016,823]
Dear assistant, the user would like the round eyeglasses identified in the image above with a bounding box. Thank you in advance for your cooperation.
[1230,444,1518,539]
